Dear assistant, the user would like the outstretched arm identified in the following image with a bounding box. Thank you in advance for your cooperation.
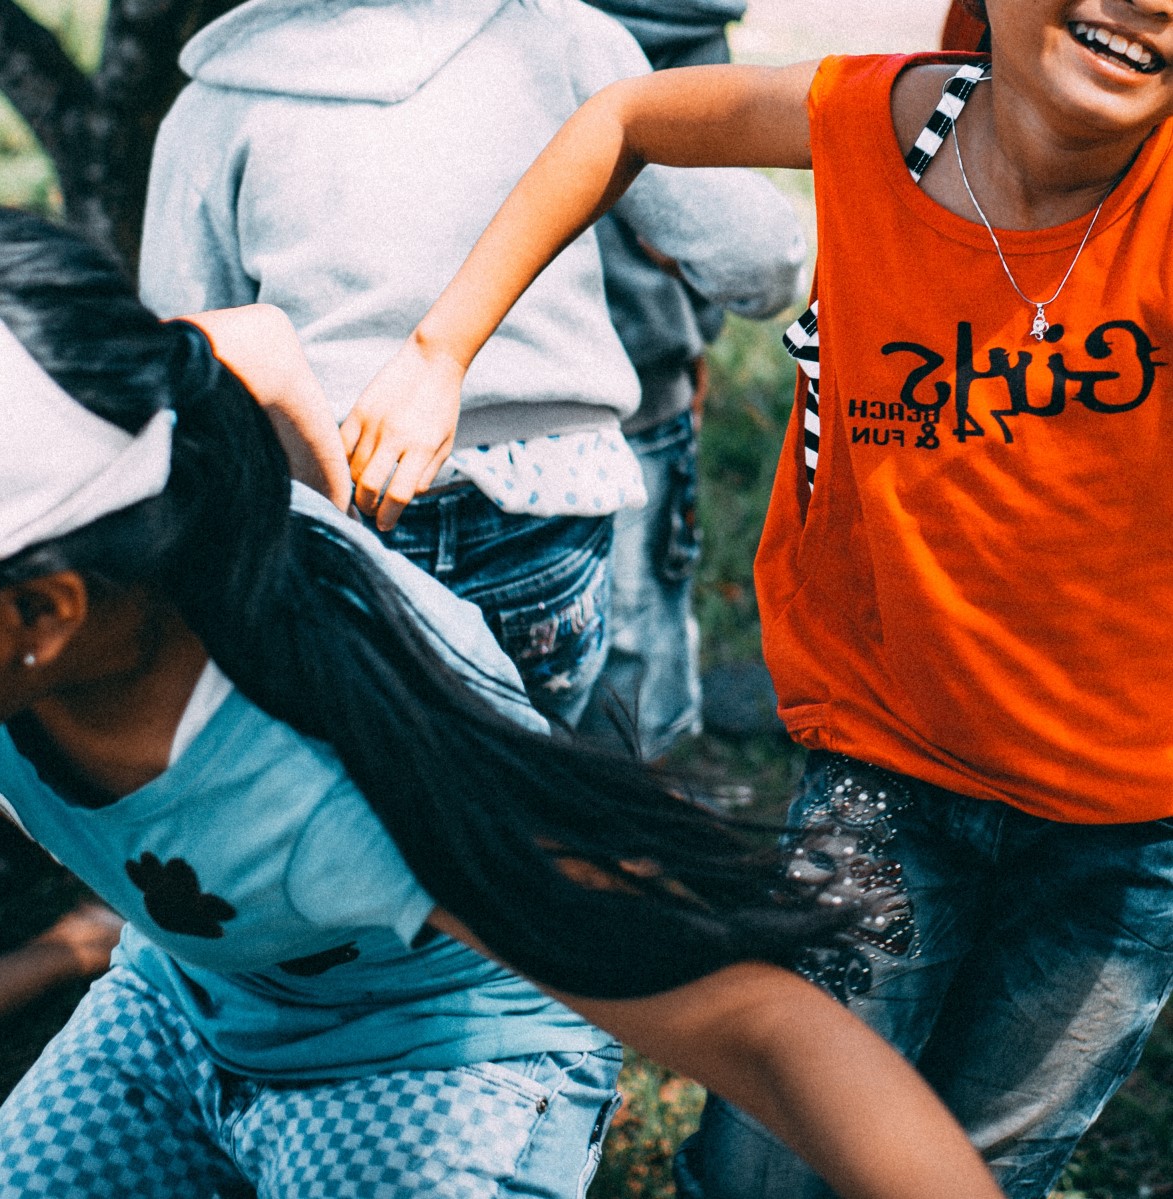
[181,305,353,513]
[428,908,1003,1199]
[342,61,820,531]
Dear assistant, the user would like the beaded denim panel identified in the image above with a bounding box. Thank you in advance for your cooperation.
[781,754,919,1002]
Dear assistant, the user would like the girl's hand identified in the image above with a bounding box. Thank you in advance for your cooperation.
[179,305,354,512]
[340,336,465,532]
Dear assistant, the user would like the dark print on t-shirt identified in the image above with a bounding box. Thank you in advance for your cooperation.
[125,853,237,938]
[278,942,361,976]
[866,319,1164,450]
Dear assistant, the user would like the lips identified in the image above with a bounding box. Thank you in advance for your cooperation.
[1070,20,1166,74]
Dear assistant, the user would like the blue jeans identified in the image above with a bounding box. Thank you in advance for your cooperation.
[372,486,613,728]
[0,965,623,1199]
[676,751,1173,1199]
[578,412,702,758]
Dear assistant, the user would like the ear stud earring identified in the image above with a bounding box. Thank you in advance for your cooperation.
[21,653,35,668]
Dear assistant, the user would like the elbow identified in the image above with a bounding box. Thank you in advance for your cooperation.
[723,257,807,320]
[682,248,807,321]
[580,78,653,182]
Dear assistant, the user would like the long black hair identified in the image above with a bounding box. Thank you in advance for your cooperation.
[0,210,878,998]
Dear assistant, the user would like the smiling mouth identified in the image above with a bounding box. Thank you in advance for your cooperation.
[1070,21,1166,74]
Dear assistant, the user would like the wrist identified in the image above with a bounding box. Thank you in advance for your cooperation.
[409,319,474,376]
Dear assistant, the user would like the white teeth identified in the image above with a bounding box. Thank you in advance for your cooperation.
[1073,21,1159,69]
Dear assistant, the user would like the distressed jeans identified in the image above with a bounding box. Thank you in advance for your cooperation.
[676,751,1173,1199]
[372,485,613,728]
[578,411,702,758]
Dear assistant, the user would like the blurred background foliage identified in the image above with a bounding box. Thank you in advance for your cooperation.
[0,0,105,211]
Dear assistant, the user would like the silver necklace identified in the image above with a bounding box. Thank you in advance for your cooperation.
[951,75,1107,342]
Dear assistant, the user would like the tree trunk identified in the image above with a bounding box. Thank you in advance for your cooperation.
[0,0,238,275]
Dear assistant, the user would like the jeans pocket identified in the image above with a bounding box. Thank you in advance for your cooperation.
[657,437,701,585]
[783,754,920,1000]
[495,553,611,718]
[459,1059,553,1107]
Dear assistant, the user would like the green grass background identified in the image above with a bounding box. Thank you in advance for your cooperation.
[3,2,1173,1195]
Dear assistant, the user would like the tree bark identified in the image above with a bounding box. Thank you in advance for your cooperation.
[0,0,238,274]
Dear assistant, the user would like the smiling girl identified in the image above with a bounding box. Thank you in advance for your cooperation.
[365,1,1173,1195]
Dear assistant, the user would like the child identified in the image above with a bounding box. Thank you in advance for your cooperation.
[577,0,802,759]
[366,0,1173,1194]
[0,210,1001,1199]
[139,0,801,728]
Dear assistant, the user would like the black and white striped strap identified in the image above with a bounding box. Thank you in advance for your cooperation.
[904,62,990,183]
[784,64,986,491]
[782,301,821,486]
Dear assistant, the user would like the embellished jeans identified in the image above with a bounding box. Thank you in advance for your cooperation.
[371,486,613,728]
[0,965,623,1199]
[676,750,1173,1199]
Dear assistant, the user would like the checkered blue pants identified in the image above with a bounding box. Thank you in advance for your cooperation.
[0,966,622,1199]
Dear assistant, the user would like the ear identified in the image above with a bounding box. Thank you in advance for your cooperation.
[0,572,89,672]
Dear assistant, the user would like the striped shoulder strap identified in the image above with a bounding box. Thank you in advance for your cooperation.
[904,62,989,182]
[784,63,988,490]
[782,301,821,486]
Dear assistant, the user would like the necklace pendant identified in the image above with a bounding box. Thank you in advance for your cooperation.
[1031,307,1049,341]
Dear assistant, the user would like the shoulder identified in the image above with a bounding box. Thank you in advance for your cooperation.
[890,57,987,159]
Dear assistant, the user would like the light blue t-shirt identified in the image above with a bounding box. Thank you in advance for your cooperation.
[0,486,606,1080]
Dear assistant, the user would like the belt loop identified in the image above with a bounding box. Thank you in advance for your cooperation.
[434,491,462,577]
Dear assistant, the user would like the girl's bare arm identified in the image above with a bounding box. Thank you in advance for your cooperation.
[182,305,353,512]
[343,62,819,530]
[428,908,1003,1199]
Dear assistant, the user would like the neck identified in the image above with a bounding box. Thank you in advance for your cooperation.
[963,76,1149,229]
[28,595,209,798]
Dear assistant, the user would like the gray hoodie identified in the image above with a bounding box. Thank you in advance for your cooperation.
[140,0,803,449]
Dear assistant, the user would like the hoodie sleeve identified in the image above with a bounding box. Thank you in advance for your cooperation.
[613,165,806,319]
[139,84,259,319]
[557,0,805,321]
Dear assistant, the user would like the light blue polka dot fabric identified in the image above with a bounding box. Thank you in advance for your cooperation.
[448,433,646,517]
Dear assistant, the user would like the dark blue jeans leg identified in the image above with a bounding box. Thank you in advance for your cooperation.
[917,813,1173,1196]
[374,487,614,729]
[676,753,988,1199]
[676,752,1173,1199]
[577,411,702,759]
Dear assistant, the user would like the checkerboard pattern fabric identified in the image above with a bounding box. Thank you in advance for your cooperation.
[0,967,609,1198]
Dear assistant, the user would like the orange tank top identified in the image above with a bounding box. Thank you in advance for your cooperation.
[757,53,1173,823]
